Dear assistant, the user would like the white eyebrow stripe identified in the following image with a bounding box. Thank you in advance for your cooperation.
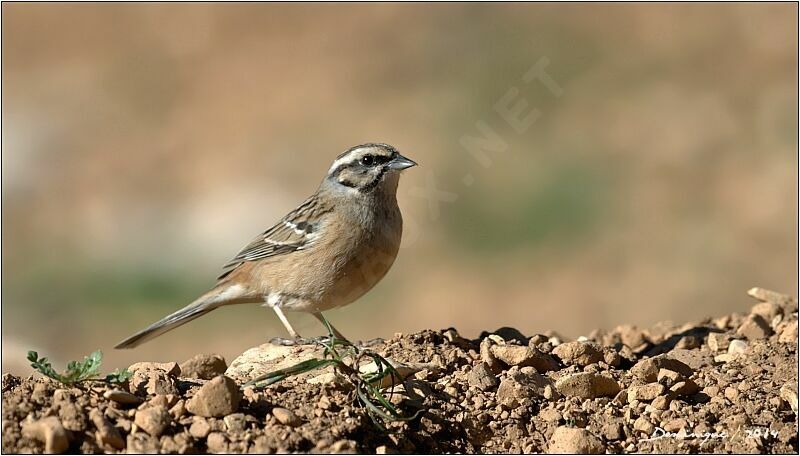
[327,146,376,174]
[328,155,355,174]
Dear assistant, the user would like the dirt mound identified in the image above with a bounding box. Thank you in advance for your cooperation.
[2,287,798,454]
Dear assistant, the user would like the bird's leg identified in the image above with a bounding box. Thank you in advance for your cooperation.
[312,312,352,345]
[313,313,386,349]
[273,307,300,338]
[269,307,315,346]
[270,307,333,346]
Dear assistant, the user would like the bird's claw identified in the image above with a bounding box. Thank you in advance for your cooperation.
[269,336,384,349]
[268,336,336,347]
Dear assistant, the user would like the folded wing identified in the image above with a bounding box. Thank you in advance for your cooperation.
[218,196,333,280]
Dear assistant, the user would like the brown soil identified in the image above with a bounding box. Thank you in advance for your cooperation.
[2,287,798,454]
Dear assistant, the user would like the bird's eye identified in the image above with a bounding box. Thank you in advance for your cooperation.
[360,155,375,166]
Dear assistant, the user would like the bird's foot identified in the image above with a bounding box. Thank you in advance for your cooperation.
[353,337,385,349]
[268,335,341,347]
[268,335,384,349]
[269,336,313,346]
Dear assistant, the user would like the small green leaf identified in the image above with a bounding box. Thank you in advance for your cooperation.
[26,349,103,385]
[104,368,132,384]
[244,358,341,388]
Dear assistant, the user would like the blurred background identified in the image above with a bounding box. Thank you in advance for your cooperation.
[3,3,797,373]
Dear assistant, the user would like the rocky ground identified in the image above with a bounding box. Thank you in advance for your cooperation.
[2,287,798,454]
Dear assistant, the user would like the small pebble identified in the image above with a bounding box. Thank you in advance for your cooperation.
[272,407,301,427]
[22,416,69,454]
[103,389,143,405]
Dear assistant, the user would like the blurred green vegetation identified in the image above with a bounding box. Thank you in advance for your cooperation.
[6,262,204,335]
[444,161,613,254]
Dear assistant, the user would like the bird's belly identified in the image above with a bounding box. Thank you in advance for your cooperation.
[322,243,399,310]
[259,234,401,313]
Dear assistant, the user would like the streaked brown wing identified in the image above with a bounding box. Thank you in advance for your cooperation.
[217,196,333,280]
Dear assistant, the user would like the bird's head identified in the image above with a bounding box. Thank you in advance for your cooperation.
[325,143,417,195]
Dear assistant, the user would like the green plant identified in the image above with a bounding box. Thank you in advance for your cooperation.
[104,367,133,384]
[26,350,132,386]
[245,317,423,431]
[27,350,103,385]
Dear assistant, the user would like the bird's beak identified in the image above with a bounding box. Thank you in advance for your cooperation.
[388,154,418,170]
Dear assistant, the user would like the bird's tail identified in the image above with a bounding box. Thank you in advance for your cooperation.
[114,285,247,349]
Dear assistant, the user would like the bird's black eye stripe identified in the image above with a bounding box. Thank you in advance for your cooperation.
[360,155,391,167]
